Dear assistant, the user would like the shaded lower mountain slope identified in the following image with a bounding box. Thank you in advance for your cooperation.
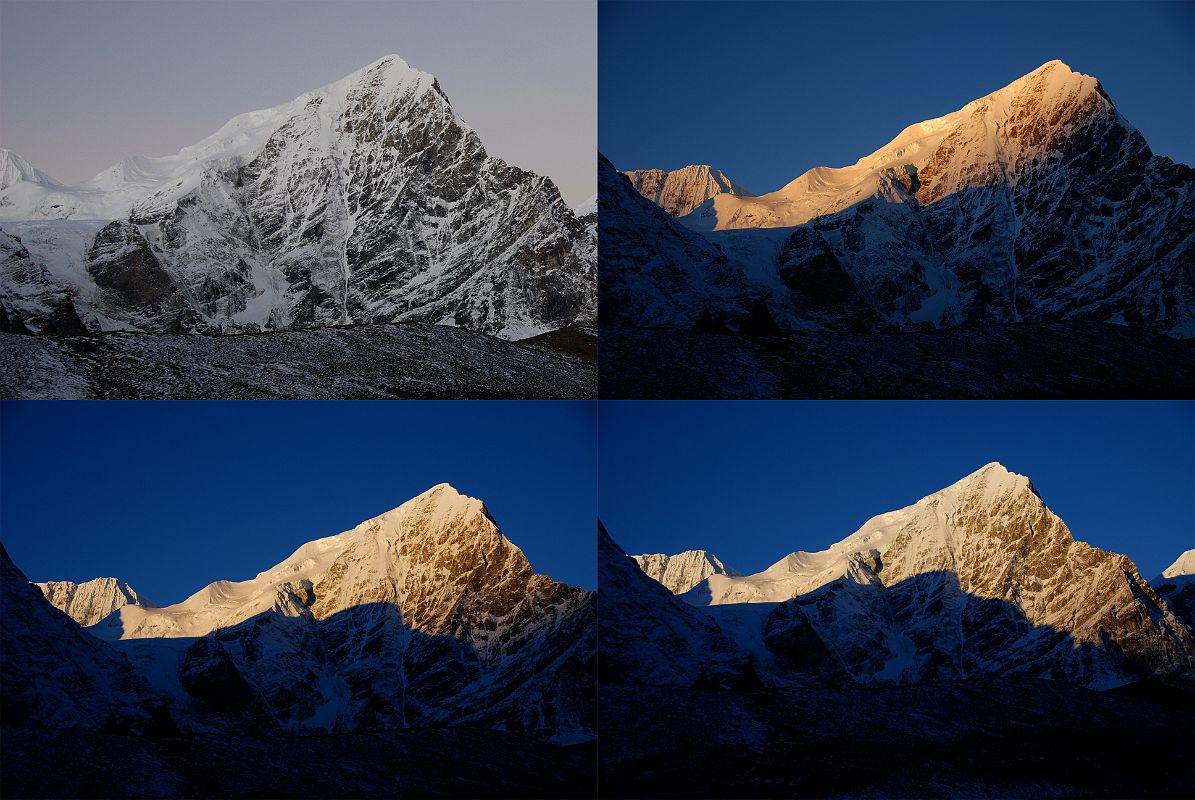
[3,728,596,800]
[0,323,596,399]
[600,322,1194,399]
[600,679,1194,799]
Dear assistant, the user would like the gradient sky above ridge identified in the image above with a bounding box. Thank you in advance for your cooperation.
[0,0,596,206]
[599,401,1194,581]
[600,0,1194,193]
[0,401,597,601]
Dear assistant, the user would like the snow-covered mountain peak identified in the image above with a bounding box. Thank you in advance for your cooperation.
[34,577,154,627]
[0,149,61,190]
[685,59,1123,232]
[624,164,753,217]
[1161,549,1195,580]
[631,549,738,594]
[937,461,1037,504]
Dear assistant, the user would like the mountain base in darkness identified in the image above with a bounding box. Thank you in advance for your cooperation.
[1,727,595,799]
[599,678,1194,799]
[599,323,1194,399]
[0,324,596,399]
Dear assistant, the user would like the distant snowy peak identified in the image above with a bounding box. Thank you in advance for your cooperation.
[631,550,739,594]
[35,577,154,627]
[1161,549,1195,579]
[624,165,753,217]
[0,150,61,191]
[574,194,597,218]
[691,60,1116,231]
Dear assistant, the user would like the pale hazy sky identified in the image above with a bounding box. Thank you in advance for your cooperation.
[0,0,596,205]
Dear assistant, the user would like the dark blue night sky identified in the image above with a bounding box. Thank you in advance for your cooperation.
[1,401,597,601]
[599,401,1194,580]
[600,1,1194,193]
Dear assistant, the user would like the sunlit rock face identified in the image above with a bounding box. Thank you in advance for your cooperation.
[35,577,155,627]
[631,550,739,594]
[0,56,595,340]
[624,165,753,217]
[641,464,1194,690]
[78,484,593,741]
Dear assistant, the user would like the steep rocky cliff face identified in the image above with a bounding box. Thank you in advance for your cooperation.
[624,165,752,217]
[35,577,155,627]
[630,549,739,594]
[0,55,594,340]
[611,61,1193,339]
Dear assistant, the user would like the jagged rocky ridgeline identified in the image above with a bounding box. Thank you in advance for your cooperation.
[0,55,595,340]
[3,484,595,743]
[610,60,1193,340]
[623,165,753,218]
[616,463,1195,690]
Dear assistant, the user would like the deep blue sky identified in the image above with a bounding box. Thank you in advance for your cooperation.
[599,402,1194,580]
[1,402,596,602]
[600,1,1194,193]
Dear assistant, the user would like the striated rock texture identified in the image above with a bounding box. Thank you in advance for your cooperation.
[0,544,161,731]
[687,463,1195,688]
[0,56,595,340]
[598,154,769,333]
[631,549,739,594]
[608,61,1193,339]
[87,484,593,741]
[35,577,155,627]
[623,165,752,217]
[599,522,748,688]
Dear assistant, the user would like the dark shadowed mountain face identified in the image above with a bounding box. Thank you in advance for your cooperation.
[2,485,594,745]
[0,56,595,341]
[598,522,749,688]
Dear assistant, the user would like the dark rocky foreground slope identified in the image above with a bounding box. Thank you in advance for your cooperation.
[2,728,595,799]
[600,680,1193,799]
[600,323,1194,399]
[0,324,596,399]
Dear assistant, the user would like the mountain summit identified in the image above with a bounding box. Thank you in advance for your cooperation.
[0,55,595,339]
[628,463,1194,689]
[8,484,594,742]
[610,60,1193,340]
